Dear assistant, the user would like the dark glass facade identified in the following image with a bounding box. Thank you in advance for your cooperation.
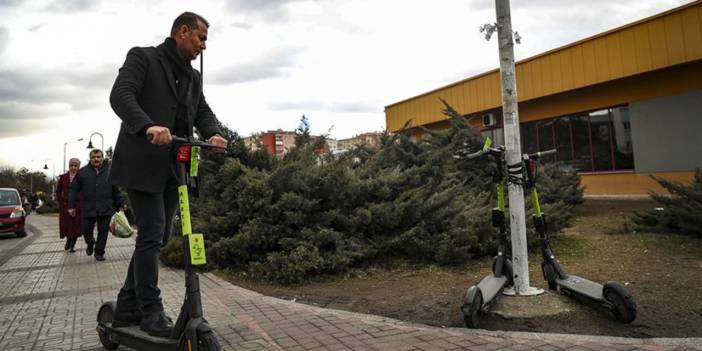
[482,105,635,173]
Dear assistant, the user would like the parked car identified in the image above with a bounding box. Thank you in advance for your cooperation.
[0,188,27,237]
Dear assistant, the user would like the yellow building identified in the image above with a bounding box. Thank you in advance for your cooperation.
[385,1,702,195]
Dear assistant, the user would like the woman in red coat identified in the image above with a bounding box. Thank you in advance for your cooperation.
[56,158,82,252]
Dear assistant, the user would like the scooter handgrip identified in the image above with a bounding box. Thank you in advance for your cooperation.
[528,149,556,159]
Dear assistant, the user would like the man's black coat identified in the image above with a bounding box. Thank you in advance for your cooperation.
[68,164,123,218]
[109,41,221,193]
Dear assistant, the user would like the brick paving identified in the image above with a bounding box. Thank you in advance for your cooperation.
[0,215,700,351]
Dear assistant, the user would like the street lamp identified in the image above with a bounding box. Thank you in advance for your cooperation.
[86,132,104,151]
[43,159,56,179]
[63,138,84,173]
[43,159,56,199]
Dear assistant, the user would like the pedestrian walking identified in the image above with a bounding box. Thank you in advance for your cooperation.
[56,158,83,252]
[68,149,124,261]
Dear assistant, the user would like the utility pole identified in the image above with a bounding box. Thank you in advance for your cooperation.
[491,0,542,295]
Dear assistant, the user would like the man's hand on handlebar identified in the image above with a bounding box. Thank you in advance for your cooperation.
[146,126,173,145]
[207,134,228,152]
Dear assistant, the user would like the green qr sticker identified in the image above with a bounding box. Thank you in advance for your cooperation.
[188,234,207,265]
[190,146,200,177]
[178,185,191,235]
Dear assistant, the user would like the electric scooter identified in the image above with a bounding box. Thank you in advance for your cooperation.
[97,136,225,350]
[525,149,637,324]
[457,138,514,328]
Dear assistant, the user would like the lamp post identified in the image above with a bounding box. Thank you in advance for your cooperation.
[86,132,104,151]
[63,138,84,173]
[43,159,56,199]
[28,159,37,194]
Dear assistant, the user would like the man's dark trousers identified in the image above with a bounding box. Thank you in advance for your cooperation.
[82,215,111,255]
[116,173,178,314]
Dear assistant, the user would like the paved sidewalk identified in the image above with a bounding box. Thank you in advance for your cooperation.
[0,215,700,351]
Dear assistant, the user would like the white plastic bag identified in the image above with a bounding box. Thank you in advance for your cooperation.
[110,210,134,238]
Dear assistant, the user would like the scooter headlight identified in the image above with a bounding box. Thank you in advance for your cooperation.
[10,206,25,218]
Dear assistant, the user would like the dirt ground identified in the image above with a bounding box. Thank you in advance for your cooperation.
[218,199,702,338]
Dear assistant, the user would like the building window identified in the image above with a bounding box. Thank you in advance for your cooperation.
[519,105,634,173]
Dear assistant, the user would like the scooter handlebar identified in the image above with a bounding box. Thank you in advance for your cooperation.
[171,136,226,150]
[526,148,556,160]
[454,146,503,160]
[459,149,488,159]
[147,134,227,150]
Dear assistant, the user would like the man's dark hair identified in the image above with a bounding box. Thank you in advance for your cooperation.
[171,12,209,37]
[89,149,104,157]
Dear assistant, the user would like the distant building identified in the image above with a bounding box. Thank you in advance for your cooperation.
[337,132,383,153]
[244,130,298,159]
[244,130,384,158]
[325,138,339,155]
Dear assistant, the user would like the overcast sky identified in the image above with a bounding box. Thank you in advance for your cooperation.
[0,0,692,174]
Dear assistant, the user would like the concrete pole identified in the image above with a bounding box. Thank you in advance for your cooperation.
[63,142,68,174]
[494,0,542,296]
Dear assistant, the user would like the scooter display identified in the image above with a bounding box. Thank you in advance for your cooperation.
[525,149,637,324]
[96,136,225,350]
[457,138,514,328]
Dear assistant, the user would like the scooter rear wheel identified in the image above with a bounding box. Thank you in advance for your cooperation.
[97,302,119,350]
[603,281,637,323]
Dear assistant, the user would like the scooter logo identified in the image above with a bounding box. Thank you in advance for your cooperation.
[189,233,207,265]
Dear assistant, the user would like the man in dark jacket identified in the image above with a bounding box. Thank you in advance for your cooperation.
[68,149,123,261]
[108,12,227,337]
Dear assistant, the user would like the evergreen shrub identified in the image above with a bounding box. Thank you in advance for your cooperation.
[633,168,702,236]
[162,109,583,283]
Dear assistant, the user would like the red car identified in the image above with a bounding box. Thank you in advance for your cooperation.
[0,188,27,237]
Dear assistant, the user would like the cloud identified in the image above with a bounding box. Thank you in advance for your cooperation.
[0,101,69,120]
[45,0,101,12]
[28,23,45,32]
[0,27,7,56]
[0,64,114,107]
[468,0,648,11]
[0,115,65,138]
[209,46,302,84]
[230,21,253,30]
[0,0,21,6]
[225,0,312,20]
[268,99,378,113]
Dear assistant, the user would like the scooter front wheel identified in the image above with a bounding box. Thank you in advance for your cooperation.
[603,281,637,323]
[541,263,558,290]
[97,302,119,350]
[461,286,483,329]
[197,330,221,351]
[179,324,222,351]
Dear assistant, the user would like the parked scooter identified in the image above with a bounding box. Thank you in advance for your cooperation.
[96,136,224,350]
[457,138,514,328]
[525,149,637,323]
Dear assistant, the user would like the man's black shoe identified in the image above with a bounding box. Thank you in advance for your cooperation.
[86,243,94,256]
[95,253,106,261]
[140,311,173,337]
[64,242,70,250]
[112,309,142,328]
[69,247,75,253]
